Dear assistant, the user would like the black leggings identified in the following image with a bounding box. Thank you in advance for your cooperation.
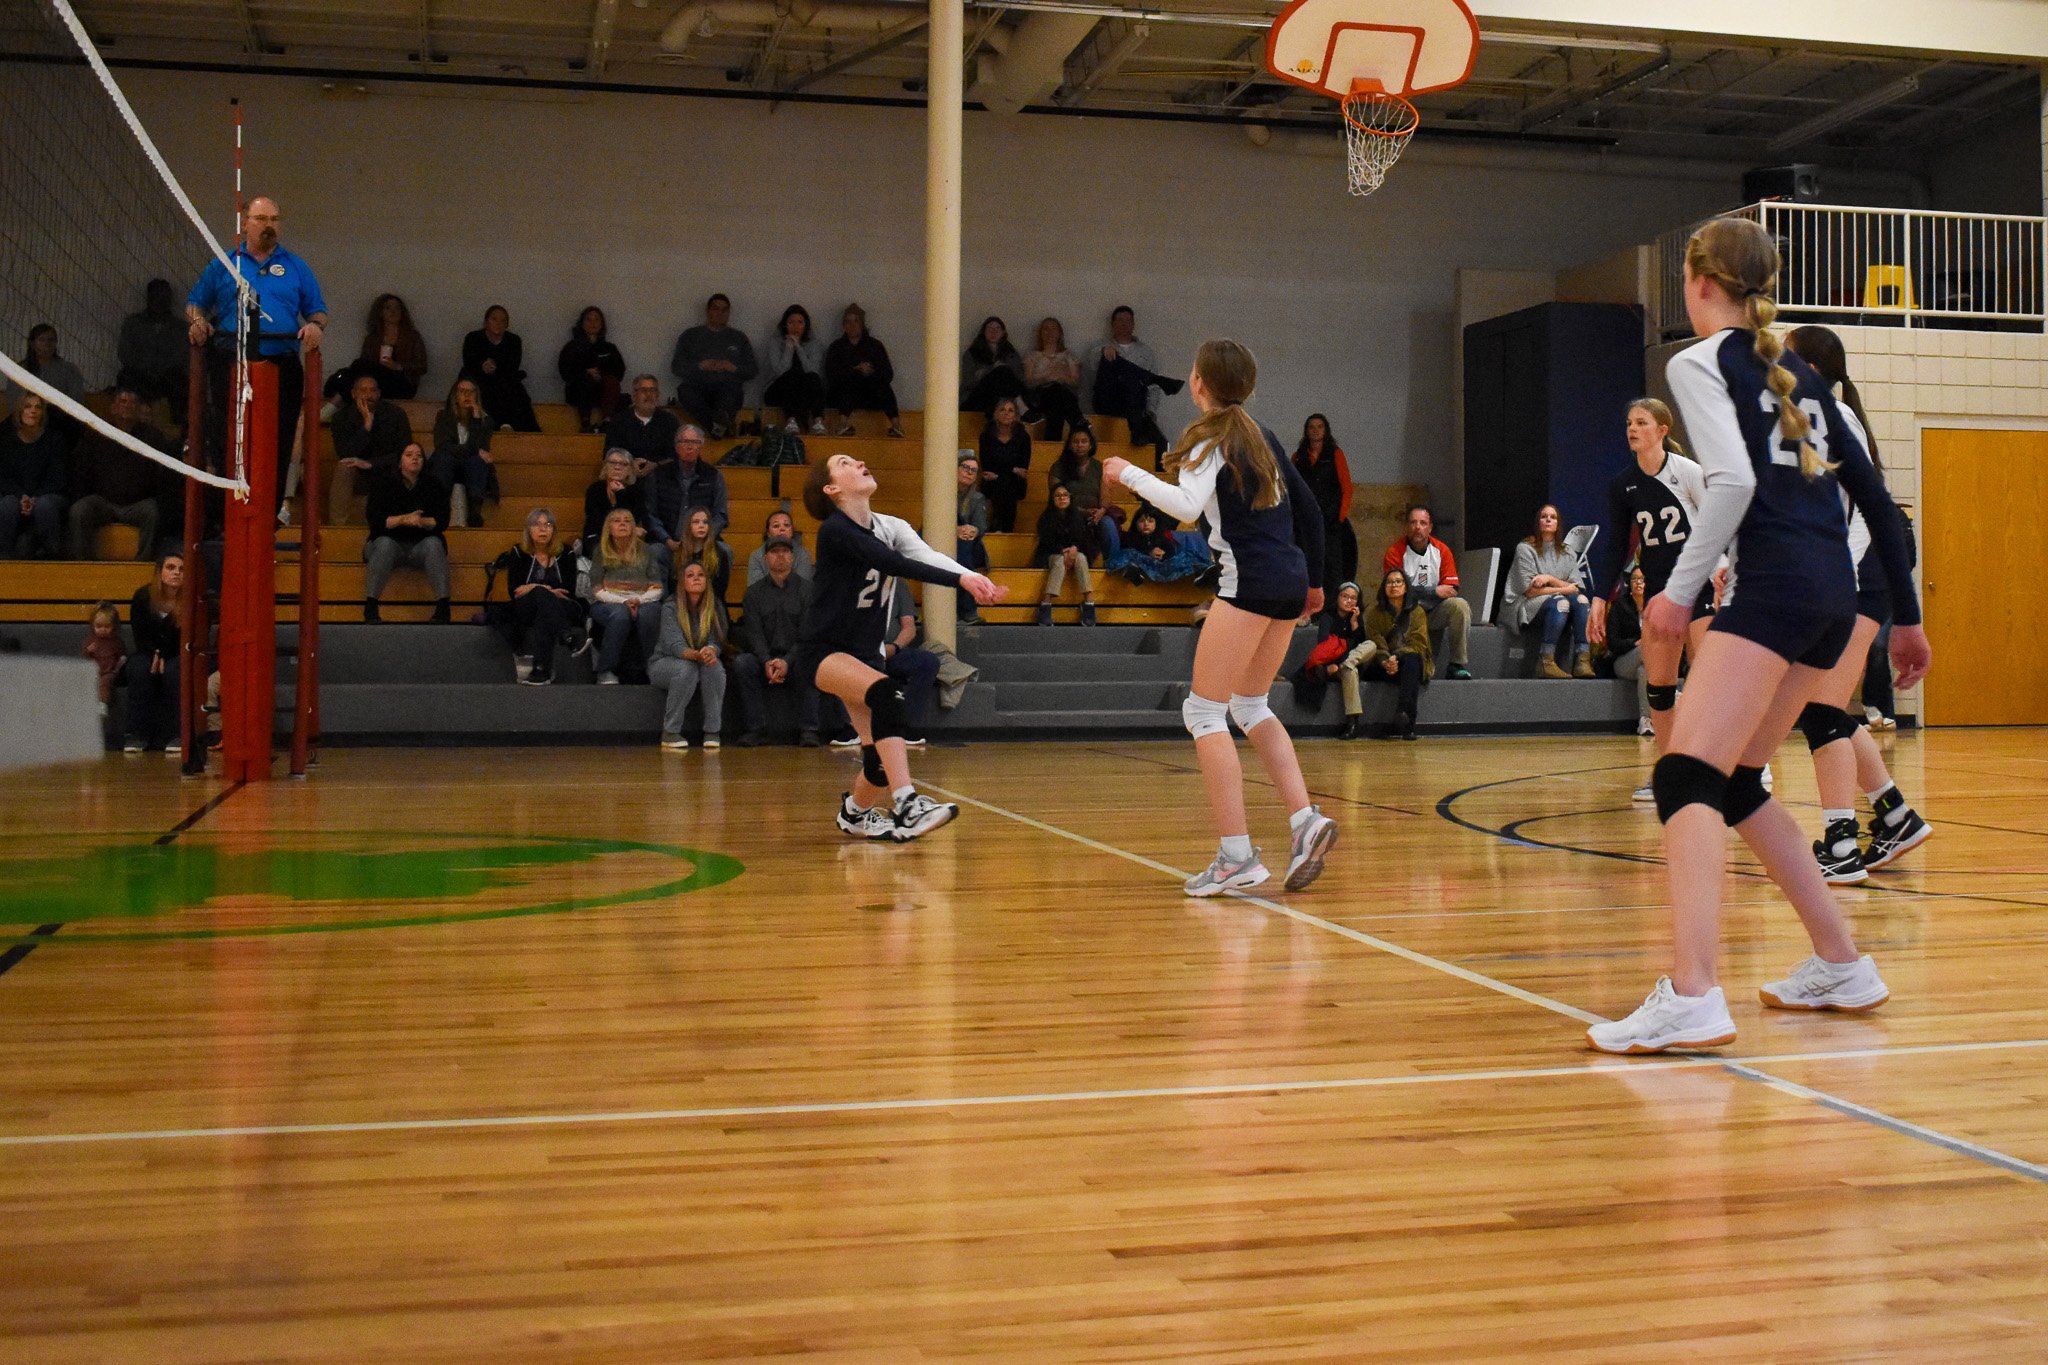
[1027,383,1083,441]
[963,367,1027,414]
[764,369,826,426]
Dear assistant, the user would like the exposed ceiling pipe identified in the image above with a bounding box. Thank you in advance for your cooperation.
[967,11,1100,115]
[659,0,913,58]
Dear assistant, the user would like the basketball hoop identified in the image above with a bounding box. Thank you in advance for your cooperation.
[1264,0,1478,199]
[1341,80,1418,197]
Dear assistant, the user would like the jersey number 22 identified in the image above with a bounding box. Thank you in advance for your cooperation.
[1636,505,1686,548]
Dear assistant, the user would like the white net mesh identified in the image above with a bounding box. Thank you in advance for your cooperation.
[1342,88,1419,198]
[0,0,248,492]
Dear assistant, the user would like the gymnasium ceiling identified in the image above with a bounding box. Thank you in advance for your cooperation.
[56,0,2047,166]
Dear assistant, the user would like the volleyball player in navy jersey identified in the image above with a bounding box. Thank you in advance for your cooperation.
[1587,217,1931,1055]
[1782,325,1932,883]
[1586,398,1713,801]
[799,454,1007,842]
[1103,339,1339,896]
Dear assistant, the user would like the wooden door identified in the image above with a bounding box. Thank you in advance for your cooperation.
[1921,428,2048,725]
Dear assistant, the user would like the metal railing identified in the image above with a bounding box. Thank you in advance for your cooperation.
[1655,201,2047,339]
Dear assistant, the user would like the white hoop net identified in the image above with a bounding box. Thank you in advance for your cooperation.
[0,0,250,494]
[1342,87,1419,198]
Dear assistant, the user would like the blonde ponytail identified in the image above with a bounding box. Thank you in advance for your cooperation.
[1687,216,1832,479]
[1164,339,1281,510]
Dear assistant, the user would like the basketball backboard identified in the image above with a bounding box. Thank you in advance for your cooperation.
[1265,0,1480,101]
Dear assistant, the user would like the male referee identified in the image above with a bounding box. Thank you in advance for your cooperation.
[185,196,327,515]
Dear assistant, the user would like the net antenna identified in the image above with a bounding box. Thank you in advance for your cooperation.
[1265,0,1480,197]
[0,0,251,495]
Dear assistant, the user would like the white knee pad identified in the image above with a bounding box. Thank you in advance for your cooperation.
[1182,692,1231,740]
[1228,692,1276,734]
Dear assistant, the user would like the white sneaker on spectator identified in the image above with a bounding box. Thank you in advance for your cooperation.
[1585,978,1735,1054]
[1636,716,1654,736]
[1760,954,1888,1012]
[702,735,720,750]
[1184,847,1269,897]
[1869,712,1897,732]
[903,736,928,748]
[783,419,800,435]
[1632,784,1656,805]
[514,655,533,683]
[596,671,619,685]
[164,739,181,753]
[829,734,862,749]
[808,418,826,435]
[122,739,144,754]
[660,732,688,750]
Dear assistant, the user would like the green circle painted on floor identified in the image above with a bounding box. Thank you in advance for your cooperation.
[0,831,744,943]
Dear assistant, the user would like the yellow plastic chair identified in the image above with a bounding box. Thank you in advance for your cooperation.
[1864,265,1915,311]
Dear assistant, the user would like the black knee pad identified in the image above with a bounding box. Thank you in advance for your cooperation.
[863,676,910,742]
[1797,702,1857,752]
[1723,765,1770,826]
[859,743,888,788]
[1652,753,1727,825]
[1645,682,1678,714]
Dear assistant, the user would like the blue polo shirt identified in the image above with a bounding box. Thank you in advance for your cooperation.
[187,245,327,358]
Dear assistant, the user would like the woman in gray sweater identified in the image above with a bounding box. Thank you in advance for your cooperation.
[1502,503,1594,679]
[650,560,727,749]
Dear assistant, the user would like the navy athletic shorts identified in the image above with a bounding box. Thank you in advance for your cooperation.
[1221,593,1308,622]
[1855,580,1892,626]
[1710,594,1855,670]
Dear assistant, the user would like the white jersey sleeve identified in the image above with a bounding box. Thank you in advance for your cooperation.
[1119,444,1219,526]
[1835,402,1872,565]
[1662,333,1756,610]
[870,511,972,579]
[1670,451,1707,516]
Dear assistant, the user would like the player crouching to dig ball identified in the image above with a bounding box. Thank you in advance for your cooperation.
[1104,339,1339,896]
[801,453,1008,841]
[1586,217,1931,1055]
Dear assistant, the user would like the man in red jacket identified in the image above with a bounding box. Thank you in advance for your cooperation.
[1381,503,1473,679]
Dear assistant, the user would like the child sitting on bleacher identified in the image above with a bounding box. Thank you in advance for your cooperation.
[1106,504,1204,584]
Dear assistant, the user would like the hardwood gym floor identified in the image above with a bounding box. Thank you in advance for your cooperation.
[1,732,2044,1361]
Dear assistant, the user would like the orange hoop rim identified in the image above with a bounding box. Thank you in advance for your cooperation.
[1341,79,1420,138]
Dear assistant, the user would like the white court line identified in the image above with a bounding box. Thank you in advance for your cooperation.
[925,780,2048,1184]
[7,1036,2048,1149]
[924,783,1606,1026]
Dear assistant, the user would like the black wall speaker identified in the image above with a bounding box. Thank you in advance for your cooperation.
[1743,163,1822,203]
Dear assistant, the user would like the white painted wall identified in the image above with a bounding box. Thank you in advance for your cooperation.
[1471,0,2048,61]
[123,69,1735,504]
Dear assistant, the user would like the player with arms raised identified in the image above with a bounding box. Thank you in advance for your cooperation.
[800,454,1006,842]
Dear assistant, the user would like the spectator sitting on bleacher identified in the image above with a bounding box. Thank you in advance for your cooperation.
[582,448,658,549]
[1293,414,1356,593]
[67,384,171,560]
[1504,502,1594,680]
[1033,483,1097,627]
[498,507,581,687]
[961,316,1028,416]
[585,507,664,685]
[1364,568,1431,740]
[745,508,813,585]
[604,375,680,476]
[362,442,451,623]
[1050,426,1116,553]
[117,280,188,421]
[825,303,903,438]
[953,453,990,624]
[1024,317,1084,443]
[1086,306,1177,457]
[123,552,183,752]
[650,424,728,545]
[651,560,726,749]
[1381,503,1472,680]
[11,324,86,406]
[675,507,733,609]
[560,307,625,433]
[1106,504,1204,584]
[430,378,496,529]
[84,601,124,720]
[731,534,819,747]
[341,293,428,402]
[670,293,756,439]
[763,305,827,436]
[884,581,941,746]
[1601,565,1653,735]
[0,392,70,559]
[460,305,541,433]
[1289,580,1366,735]
[978,397,1032,533]
[329,372,412,514]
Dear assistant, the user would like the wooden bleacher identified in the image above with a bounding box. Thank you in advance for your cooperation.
[4,401,1205,627]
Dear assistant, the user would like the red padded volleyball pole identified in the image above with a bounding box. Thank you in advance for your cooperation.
[179,339,209,775]
[220,361,278,782]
